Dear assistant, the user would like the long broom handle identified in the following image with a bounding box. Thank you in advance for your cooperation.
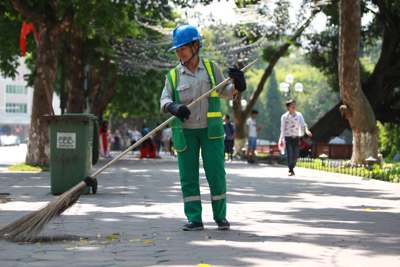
[91,58,259,179]
[40,72,55,116]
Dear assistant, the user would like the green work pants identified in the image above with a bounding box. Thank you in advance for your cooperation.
[177,127,226,223]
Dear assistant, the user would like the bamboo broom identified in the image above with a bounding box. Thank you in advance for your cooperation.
[0,59,259,242]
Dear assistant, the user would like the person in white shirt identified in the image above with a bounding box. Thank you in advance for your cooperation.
[279,100,312,176]
[329,132,346,144]
[246,109,264,165]
[130,125,141,153]
[162,124,173,154]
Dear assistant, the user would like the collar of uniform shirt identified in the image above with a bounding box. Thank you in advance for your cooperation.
[179,56,205,75]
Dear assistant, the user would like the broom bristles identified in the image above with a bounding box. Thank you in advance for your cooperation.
[0,181,87,242]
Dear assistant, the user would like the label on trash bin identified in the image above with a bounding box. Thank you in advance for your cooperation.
[57,133,76,149]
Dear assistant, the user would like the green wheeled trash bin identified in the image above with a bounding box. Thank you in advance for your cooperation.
[43,114,99,195]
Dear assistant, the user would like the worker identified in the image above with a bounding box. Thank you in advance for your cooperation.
[160,24,246,231]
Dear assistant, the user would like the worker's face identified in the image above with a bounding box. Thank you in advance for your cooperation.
[287,102,296,112]
[175,43,197,63]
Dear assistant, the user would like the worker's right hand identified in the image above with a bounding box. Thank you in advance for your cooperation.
[167,102,191,122]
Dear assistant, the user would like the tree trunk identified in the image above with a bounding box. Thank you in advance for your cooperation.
[10,0,74,167]
[90,69,119,119]
[339,0,378,164]
[310,0,400,142]
[26,26,61,166]
[66,26,86,113]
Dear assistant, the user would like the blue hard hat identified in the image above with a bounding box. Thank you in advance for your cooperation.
[169,24,202,51]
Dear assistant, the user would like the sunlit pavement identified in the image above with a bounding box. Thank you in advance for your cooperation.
[0,144,27,167]
[0,153,400,267]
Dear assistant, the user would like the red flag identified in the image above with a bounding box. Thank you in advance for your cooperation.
[20,21,40,57]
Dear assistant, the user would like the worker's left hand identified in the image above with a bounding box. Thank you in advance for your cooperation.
[228,68,247,92]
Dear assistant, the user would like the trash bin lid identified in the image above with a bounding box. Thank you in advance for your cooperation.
[43,113,97,121]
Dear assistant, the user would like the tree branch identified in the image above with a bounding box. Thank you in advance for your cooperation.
[372,0,397,34]
[244,5,327,118]
[58,7,75,32]
[90,69,119,116]
[10,0,47,26]
[85,56,110,98]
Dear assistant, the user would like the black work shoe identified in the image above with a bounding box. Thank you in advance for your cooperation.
[216,219,230,230]
[182,221,204,231]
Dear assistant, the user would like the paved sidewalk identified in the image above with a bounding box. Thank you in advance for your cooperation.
[0,154,400,267]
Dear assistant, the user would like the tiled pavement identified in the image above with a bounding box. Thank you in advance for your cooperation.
[0,154,400,267]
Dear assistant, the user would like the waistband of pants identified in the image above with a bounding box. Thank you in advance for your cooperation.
[285,136,299,139]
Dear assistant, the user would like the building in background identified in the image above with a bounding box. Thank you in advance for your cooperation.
[0,57,60,142]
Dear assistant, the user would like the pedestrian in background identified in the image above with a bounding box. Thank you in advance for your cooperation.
[99,121,111,158]
[223,114,236,162]
[154,122,163,157]
[329,131,346,144]
[246,109,264,165]
[279,99,312,176]
[119,122,130,151]
[162,124,172,154]
[141,124,149,137]
[107,130,114,155]
[113,129,121,152]
[130,125,141,153]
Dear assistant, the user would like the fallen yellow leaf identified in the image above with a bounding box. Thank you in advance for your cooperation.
[101,241,109,243]
[365,208,372,211]
[342,239,346,241]
[79,240,87,243]
[197,264,212,267]
[249,182,251,184]
[204,236,211,239]
[63,240,68,242]
[99,245,104,248]
[141,234,147,236]
[64,246,78,250]
[287,234,298,237]
[113,233,122,235]
[97,234,102,238]
[35,243,41,245]
[130,239,141,242]
[143,240,154,244]
[106,235,117,239]
[376,208,380,210]
[363,244,370,247]
[164,237,170,241]
[23,178,27,180]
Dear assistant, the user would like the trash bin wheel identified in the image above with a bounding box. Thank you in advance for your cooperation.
[92,178,98,194]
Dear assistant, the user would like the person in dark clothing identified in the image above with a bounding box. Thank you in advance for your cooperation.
[141,124,149,137]
[223,114,236,162]
[299,137,310,158]
[153,122,163,157]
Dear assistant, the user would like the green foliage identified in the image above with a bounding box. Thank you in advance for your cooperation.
[303,0,383,92]
[106,69,167,119]
[0,3,37,79]
[8,162,50,172]
[274,51,339,127]
[377,121,400,159]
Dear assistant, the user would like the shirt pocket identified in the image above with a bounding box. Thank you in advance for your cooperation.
[177,83,193,104]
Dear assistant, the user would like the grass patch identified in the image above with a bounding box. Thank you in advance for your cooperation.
[8,162,50,172]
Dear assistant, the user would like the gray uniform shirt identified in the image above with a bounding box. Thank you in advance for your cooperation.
[160,57,236,129]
